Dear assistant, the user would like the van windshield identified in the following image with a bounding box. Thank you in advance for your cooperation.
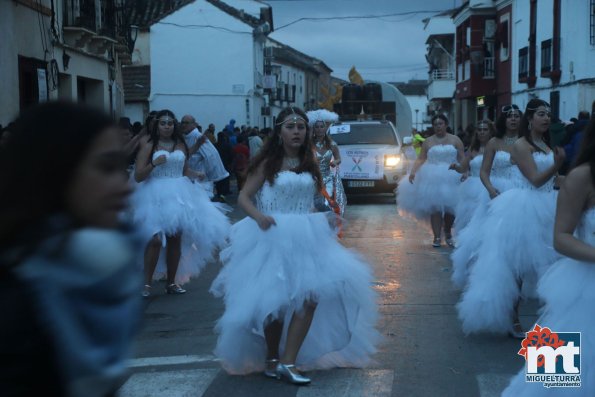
[330,124,399,145]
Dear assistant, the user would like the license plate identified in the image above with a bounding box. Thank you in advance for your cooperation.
[348,180,375,188]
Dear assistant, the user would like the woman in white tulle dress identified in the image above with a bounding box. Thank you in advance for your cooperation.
[451,106,521,288]
[502,117,595,396]
[449,119,492,231]
[133,110,230,297]
[210,107,380,385]
[397,114,465,248]
[457,99,565,338]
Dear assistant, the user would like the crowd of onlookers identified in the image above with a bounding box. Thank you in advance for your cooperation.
[112,112,274,200]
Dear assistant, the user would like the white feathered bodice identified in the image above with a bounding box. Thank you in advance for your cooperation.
[577,208,595,246]
[151,150,185,179]
[256,171,315,214]
[427,145,457,165]
[468,155,483,177]
[513,152,555,191]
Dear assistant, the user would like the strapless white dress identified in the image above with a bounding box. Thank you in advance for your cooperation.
[457,152,559,334]
[210,171,381,374]
[397,144,461,220]
[503,207,595,396]
[451,151,517,288]
[131,150,230,284]
[454,154,485,231]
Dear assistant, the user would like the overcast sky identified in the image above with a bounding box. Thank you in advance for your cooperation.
[266,0,463,83]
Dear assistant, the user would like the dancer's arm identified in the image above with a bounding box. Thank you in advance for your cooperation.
[480,139,499,198]
[513,141,565,188]
[134,137,165,182]
[554,165,595,262]
[449,136,469,178]
[238,162,276,230]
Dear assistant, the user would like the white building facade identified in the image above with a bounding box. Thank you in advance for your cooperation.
[511,0,595,120]
[126,0,273,129]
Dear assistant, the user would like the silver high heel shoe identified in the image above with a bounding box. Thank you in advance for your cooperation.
[263,359,279,378]
[276,363,311,385]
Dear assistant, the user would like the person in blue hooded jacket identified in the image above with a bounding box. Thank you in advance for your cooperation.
[0,102,142,397]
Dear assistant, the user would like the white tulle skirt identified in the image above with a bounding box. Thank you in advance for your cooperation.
[502,258,595,396]
[450,175,518,289]
[456,187,559,334]
[131,176,230,284]
[397,162,461,221]
[210,212,381,374]
[453,176,487,232]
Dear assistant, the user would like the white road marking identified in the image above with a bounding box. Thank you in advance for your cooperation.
[118,368,219,397]
[126,354,217,368]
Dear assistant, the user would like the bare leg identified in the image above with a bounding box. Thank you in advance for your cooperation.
[281,302,317,365]
[144,235,162,285]
[264,319,284,360]
[443,212,455,238]
[430,212,443,241]
[165,233,182,284]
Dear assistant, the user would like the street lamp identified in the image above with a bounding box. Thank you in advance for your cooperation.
[415,109,419,131]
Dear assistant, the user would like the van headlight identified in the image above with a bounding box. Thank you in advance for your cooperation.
[384,154,401,167]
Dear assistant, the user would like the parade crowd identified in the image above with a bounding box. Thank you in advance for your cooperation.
[0,98,594,397]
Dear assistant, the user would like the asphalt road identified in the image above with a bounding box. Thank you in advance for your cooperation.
[118,194,540,397]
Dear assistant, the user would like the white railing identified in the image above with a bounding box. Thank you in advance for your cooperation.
[484,57,495,78]
[430,69,455,81]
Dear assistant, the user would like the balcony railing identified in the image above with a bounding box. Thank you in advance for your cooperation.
[483,57,495,78]
[430,69,455,80]
[63,0,119,38]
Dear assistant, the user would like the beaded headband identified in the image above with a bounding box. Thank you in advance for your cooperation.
[526,102,551,113]
[276,108,306,126]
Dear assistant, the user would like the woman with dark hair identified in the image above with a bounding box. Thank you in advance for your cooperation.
[133,109,230,297]
[451,106,522,288]
[397,114,465,248]
[308,109,347,215]
[0,101,142,396]
[457,99,565,338]
[503,119,595,396]
[210,107,380,385]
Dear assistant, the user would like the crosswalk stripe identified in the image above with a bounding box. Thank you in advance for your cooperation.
[126,355,217,368]
[477,373,513,397]
[297,369,394,397]
[119,368,219,397]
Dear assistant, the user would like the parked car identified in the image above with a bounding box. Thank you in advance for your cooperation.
[330,120,406,194]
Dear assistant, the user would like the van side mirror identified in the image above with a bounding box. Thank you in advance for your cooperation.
[402,136,413,145]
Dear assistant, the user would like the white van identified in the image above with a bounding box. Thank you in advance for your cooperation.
[329,120,406,194]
